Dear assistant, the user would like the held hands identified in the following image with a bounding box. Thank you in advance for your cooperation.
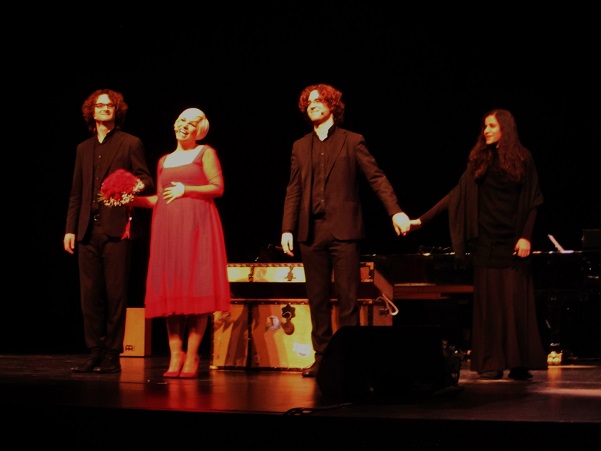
[392,212,411,236]
[281,232,294,257]
[409,218,422,232]
[393,215,423,236]
[163,182,185,204]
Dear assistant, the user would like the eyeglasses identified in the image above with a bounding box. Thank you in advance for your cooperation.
[94,103,115,109]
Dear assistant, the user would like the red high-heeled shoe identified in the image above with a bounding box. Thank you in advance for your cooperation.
[179,355,200,379]
[163,352,186,378]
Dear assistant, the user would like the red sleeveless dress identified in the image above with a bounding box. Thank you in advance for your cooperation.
[144,146,231,317]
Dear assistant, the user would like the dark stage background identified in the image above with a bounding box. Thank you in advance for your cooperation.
[6,6,599,353]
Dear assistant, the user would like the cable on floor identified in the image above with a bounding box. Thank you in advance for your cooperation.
[283,403,354,415]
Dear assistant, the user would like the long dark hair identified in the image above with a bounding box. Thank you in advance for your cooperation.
[468,109,528,182]
[81,89,128,134]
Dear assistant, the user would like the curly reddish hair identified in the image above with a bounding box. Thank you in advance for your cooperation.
[298,83,345,125]
[81,89,128,134]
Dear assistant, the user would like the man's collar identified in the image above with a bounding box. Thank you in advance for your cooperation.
[314,124,336,141]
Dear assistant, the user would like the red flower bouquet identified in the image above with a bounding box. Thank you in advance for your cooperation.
[98,169,144,207]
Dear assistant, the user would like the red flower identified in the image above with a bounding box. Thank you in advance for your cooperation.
[98,169,144,207]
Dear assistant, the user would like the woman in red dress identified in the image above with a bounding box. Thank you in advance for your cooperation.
[134,107,230,378]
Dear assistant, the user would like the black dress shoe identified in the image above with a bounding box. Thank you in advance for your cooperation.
[508,367,533,380]
[93,352,121,373]
[301,360,320,378]
[71,355,103,373]
[478,370,503,380]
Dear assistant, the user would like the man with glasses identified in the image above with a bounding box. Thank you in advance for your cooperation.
[64,89,154,373]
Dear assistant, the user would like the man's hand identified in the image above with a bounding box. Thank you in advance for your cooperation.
[64,233,76,254]
[392,212,411,236]
[281,232,294,257]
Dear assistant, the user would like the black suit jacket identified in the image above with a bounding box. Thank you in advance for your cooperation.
[282,127,402,242]
[65,130,154,240]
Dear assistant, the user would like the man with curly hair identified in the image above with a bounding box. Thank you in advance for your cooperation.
[281,84,411,377]
[64,89,154,373]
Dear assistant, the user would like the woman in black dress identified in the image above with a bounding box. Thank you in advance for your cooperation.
[409,109,547,380]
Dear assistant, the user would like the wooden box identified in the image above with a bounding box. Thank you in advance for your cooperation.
[211,303,251,368]
[121,308,152,357]
[250,301,315,370]
[211,262,394,370]
[211,298,393,370]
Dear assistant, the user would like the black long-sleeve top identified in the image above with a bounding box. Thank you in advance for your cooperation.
[420,151,543,268]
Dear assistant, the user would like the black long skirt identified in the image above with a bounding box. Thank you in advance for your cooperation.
[470,265,548,373]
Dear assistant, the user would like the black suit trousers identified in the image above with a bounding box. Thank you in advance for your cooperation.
[299,218,361,356]
[77,221,132,354]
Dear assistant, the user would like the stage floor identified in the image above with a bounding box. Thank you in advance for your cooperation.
[1,353,600,450]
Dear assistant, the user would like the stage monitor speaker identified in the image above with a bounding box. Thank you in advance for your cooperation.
[316,325,450,403]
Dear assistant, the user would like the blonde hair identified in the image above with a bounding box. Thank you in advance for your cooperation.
[194,111,209,140]
[174,108,210,141]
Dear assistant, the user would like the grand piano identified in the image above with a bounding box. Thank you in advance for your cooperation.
[367,249,601,359]
[219,246,600,369]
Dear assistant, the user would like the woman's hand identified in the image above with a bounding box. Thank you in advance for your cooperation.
[163,182,185,204]
[408,218,422,232]
[514,238,531,258]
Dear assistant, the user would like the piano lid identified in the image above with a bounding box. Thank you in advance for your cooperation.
[364,251,600,292]
[531,250,600,292]
[365,252,472,286]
